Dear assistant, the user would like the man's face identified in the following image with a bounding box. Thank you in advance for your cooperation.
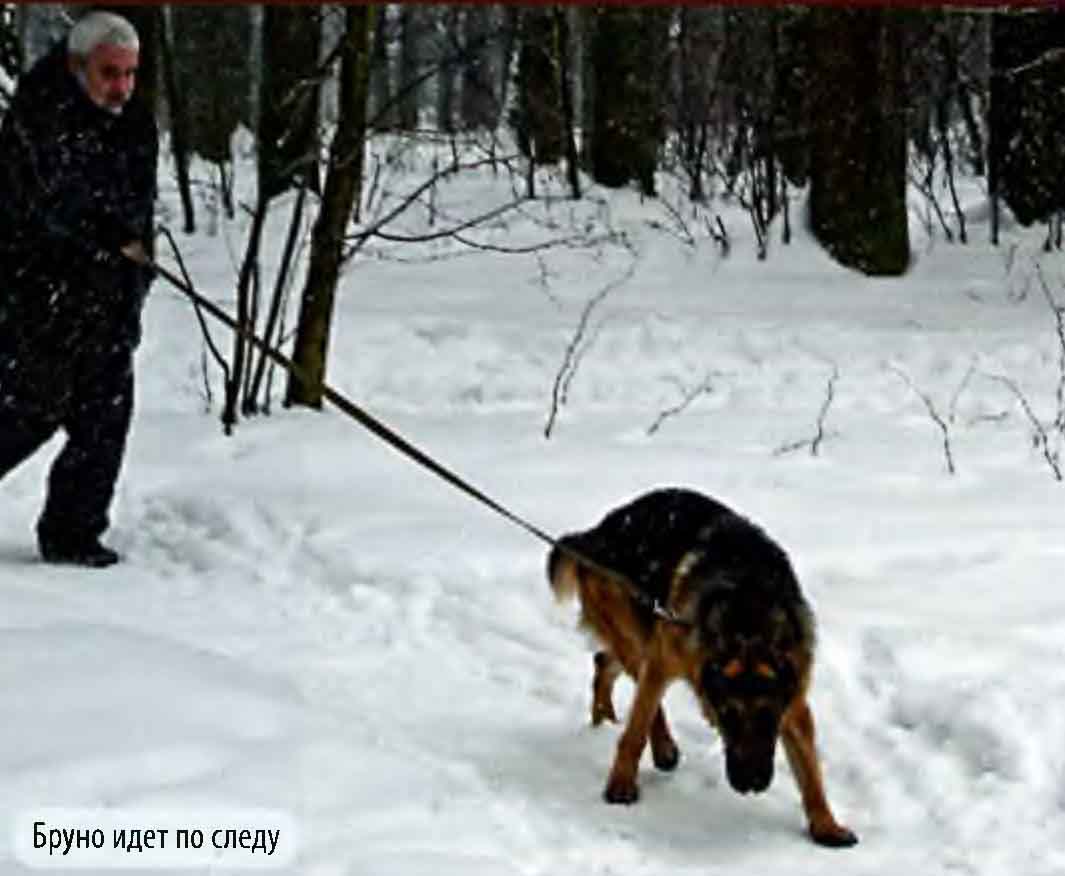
[75,43,138,114]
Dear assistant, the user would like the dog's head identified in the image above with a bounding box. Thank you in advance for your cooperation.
[694,593,809,795]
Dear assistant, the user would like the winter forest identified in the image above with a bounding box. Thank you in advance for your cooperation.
[4,3,1065,875]
[4,4,1064,418]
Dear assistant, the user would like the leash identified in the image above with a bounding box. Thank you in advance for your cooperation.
[149,248,689,627]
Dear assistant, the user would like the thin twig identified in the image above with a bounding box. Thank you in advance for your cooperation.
[368,197,526,245]
[647,371,720,436]
[888,363,957,475]
[1035,265,1065,436]
[157,226,231,405]
[948,359,978,425]
[544,244,639,439]
[343,154,522,258]
[774,364,839,457]
[982,371,1062,481]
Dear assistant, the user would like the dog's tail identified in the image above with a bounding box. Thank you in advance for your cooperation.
[547,537,583,603]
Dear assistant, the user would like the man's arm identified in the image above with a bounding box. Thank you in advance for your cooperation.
[1,97,135,269]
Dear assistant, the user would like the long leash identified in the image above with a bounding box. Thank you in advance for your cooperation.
[150,253,689,627]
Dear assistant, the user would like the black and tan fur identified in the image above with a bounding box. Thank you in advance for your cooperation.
[548,488,856,847]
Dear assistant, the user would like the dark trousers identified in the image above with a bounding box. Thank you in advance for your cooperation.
[0,349,134,546]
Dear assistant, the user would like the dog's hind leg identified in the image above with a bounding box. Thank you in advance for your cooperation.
[780,697,858,847]
[592,651,622,725]
[592,634,680,768]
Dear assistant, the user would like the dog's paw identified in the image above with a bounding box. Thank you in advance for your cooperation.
[591,701,619,726]
[651,740,680,772]
[603,775,640,805]
[809,822,858,848]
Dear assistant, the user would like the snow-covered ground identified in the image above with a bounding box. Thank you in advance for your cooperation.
[4,142,1065,875]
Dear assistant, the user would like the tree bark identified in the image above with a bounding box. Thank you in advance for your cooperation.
[436,6,459,134]
[514,6,562,164]
[159,6,194,234]
[460,5,498,130]
[286,5,372,409]
[397,5,423,130]
[807,8,910,276]
[990,9,1065,227]
[259,5,321,200]
[588,7,669,195]
[369,4,393,131]
[556,7,581,199]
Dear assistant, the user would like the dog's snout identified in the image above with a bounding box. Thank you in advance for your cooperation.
[725,748,775,794]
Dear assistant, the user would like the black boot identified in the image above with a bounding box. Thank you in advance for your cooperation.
[39,536,120,568]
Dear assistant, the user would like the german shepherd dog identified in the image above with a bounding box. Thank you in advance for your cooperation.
[548,488,857,847]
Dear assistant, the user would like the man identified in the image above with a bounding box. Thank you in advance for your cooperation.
[0,11,157,567]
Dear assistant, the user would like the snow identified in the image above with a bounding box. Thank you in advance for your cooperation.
[4,143,1065,875]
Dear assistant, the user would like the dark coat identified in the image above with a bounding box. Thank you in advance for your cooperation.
[0,41,158,403]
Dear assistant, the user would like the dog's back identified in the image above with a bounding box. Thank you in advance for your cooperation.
[548,487,794,620]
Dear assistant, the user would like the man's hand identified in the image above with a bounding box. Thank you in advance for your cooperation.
[119,240,148,265]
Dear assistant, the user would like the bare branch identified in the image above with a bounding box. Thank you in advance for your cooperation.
[451,230,614,255]
[343,154,522,258]
[1035,265,1065,436]
[948,359,978,425]
[707,214,730,257]
[774,364,839,458]
[981,371,1063,481]
[648,195,698,249]
[369,197,526,244]
[647,371,720,436]
[887,363,957,476]
[544,243,639,438]
[908,166,955,243]
[156,226,231,408]
[998,46,1065,81]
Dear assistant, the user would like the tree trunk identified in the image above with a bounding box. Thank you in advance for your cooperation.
[435,6,458,134]
[159,6,195,234]
[259,5,321,200]
[369,4,393,130]
[171,6,251,165]
[498,5,520,130]
[460,5,497,130]
[556,7,581,199]
[588,7,668,195]
[578,7,596,170]
[397,4,421,130]
[807,8,909,276]
[514,6,562,164]
[676,8,717,202]
[223,198,268,432]
[990,9,1065,227]
[286,5,372,409]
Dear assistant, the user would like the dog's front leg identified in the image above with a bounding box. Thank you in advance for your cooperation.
[780,697,858,847]
[603,654,668,804]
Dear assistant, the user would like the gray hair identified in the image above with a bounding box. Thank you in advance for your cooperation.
[68,11,139,57]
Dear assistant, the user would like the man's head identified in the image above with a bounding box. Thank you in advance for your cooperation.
[67,11,140,115]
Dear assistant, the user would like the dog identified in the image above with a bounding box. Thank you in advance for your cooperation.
[548,487,857,847]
